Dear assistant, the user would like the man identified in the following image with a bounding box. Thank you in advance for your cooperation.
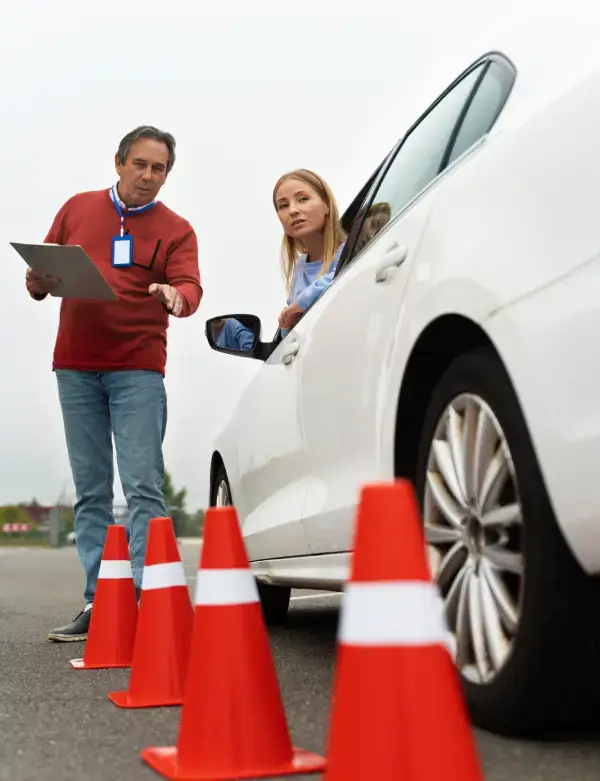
[26,125,202,642]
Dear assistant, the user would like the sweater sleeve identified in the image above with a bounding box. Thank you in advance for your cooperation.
[231,320,256,351]
[221,319,255,351]
[295,260,339,312]
[28,199,71,301]
[166,225,202,318]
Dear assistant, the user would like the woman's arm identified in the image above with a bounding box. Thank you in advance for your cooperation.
[230,320,256,351]
[295,261,339,312]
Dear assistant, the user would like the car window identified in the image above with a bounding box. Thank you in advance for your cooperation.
[351,63,486,259]
[446,61,513,166]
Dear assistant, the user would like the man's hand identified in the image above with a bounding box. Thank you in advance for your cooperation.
[26,268,60,296]
[149,283,184,317]
[278,300,303,332]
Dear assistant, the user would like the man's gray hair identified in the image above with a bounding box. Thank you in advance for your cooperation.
[116,125,176,174]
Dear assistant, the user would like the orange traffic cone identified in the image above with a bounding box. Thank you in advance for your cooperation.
[141,505,326,780]
[323,480,483,781]
[108,516,193,708]
[70,524,138,670]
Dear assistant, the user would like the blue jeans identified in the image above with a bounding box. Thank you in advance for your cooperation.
[55,370,167,604]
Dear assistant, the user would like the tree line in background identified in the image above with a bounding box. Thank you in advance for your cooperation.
[162,470,205,537]
[0,470,205,538]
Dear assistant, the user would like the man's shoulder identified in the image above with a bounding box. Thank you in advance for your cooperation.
[156,202,195,234]
[59,188,110,213]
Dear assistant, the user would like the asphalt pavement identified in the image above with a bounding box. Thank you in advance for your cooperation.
[2,543,600,781]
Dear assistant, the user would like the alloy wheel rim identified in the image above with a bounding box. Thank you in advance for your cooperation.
[423,393,524,684]
[216,479,231,507]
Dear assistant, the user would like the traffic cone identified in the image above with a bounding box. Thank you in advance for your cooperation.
[108,516,193,708]
[323,480,483,781]
[70,524,138,670]
[141,505,326,780]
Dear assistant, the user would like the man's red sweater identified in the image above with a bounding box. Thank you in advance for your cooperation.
[38,188,202,375]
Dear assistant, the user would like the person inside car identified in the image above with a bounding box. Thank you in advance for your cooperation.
[354,201,391,254]
[272,169,346,336]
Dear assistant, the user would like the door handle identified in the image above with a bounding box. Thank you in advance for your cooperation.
[281,338,299,365]
[374,243,408,283]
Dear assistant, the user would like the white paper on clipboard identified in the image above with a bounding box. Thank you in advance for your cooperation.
[10,242,118,301]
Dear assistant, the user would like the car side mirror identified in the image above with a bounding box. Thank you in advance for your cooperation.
[205,314,276,361]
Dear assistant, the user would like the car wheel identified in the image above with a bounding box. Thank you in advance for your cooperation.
[415,346,600,737]
[213,468,232,509]
[212,463,291,626]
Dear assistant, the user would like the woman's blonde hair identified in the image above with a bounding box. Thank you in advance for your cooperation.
[272,169,346,294]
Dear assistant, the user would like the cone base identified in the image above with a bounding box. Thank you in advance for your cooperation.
[70,657,131,670]
[141,745,326,780]
[108,689,183,709]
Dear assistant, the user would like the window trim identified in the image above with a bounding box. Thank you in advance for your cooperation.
[443,55,517,170]
[440,62,490,171]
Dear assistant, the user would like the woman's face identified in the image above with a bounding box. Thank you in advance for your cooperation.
[275,178,329,241]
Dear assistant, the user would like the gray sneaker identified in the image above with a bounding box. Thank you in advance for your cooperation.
[47,607,92,642]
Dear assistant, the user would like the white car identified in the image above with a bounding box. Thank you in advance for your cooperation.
[204,25,600,738]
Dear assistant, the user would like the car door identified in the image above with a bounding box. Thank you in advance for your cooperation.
[231,331,311,561]
[297,56,515,554]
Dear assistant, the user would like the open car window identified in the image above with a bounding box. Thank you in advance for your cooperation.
[272,53,515,341]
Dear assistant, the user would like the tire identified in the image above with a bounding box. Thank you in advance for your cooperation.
[415,346,600,737]
[211,463,291,626]
[256,579,291,626]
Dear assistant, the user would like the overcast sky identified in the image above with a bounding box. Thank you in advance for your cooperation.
[0,0,594,511]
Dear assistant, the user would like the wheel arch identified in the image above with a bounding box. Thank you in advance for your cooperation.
[208,450,225,506]
[394,324,600,737]
[393,314,506,482]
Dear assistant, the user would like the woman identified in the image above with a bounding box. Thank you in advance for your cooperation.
[273,169,346,335]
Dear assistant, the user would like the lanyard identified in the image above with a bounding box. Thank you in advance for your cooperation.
[110,184,157,237]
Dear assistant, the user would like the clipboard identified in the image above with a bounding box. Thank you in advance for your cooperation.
[11,242,118,301]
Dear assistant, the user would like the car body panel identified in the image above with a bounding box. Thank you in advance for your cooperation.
[297,193,436,554]
[484,255,600,573]
[216,336,311,561]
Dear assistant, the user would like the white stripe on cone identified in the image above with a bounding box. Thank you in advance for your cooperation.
[340,580,454,654]
[142,561,187,591]
[194,568,259,606]
[98,559,133,580]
